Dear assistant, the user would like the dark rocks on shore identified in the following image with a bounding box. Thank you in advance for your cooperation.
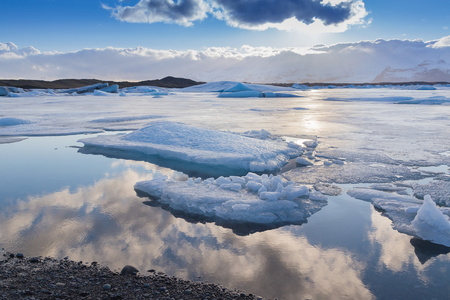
[0,250,259,299]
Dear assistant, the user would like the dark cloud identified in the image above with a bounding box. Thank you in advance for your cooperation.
[214,0,352,26]
[109,0,209,25]
[106,0,362,29]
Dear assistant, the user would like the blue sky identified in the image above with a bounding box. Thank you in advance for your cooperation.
[1,0,449,52]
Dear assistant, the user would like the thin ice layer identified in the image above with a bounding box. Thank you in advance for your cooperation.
[348,188,450,247]
[79,122,302,173]
[135,172,327,231]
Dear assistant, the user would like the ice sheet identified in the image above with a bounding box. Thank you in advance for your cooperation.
[135,172,326,234]
[79,122,303,174]
[0,124,102,136]
[413,180,450,207]
[284,162,426,184]
[0,117,31,126]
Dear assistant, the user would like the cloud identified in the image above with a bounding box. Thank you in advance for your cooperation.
[431,35,450,48]
[104,0,368,32]
[0,161,374,299]
[1,37,449,83]
[104,0,210,26]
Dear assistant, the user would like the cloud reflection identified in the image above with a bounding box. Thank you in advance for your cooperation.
[0,161,373,299]
[368,206,450,285]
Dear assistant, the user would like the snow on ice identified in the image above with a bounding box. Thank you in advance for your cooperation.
[79,122,303,174]
[134,171,327,234]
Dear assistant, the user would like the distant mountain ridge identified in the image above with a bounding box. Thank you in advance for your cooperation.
[373,60,450,83]
[0,76,205,89]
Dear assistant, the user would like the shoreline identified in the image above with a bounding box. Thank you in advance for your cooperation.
[1,249,261,299]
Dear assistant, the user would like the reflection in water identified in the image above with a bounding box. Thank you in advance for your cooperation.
[368,205,450,296]
[368,207,419,272]
[0,161,374,300]
[410,238,450,265]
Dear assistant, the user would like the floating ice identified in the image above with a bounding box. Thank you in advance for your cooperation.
[324,96,414,102]
[395,97,450,105]
[180,81,296,93]
[0,86,24,96]
[0,124,102,136]
[296,157,313,166]
[90,115,164,123]
[413,180,450,207]
[348,188,450,247]
[135,172,326,233]
[79,122,303,174]
[99,84,119,93]
[408,195,450,247]
[285,162,425,184]
[93,90,114,96]
[61,83,109,94]
[0,117,31,126]
[218,83,300,98]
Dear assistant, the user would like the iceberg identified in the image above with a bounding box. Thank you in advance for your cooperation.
[60,83,109,94]
[218,83,301,98]
[348,188,450,247]
[135,172,327,234]
[79,122,303,175]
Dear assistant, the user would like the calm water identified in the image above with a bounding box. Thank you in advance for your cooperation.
[1,134,449,300]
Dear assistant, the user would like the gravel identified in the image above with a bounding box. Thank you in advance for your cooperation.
[1,250,261,300]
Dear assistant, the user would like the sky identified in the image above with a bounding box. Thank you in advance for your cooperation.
[1,0,449,82]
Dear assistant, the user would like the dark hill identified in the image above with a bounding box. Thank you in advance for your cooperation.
[0,76,205,89]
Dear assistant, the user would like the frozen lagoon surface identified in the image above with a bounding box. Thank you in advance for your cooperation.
[1,83,450,299]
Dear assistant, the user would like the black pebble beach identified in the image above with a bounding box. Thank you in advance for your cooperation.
[0,250,261,300]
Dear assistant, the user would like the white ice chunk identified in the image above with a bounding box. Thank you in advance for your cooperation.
[246,181,263,192]
[408,195,450,247]
[79,122,301,173]
[134,173,326,227]
[296,157,313,166]
[220,183,243,192]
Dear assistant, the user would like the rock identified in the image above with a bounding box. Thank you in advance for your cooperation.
[16,253,24,259]
[29,257,40,263]
[120,265,139,276]
[103,284,111,290]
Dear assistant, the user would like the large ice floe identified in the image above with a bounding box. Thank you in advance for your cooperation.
[135,172,327,235]
[348,188,450,247]
[79,122,303,177]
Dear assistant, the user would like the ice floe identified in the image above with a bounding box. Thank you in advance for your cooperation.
[134,172,327,234]
[0,124,102,136]
[348,188,450,247]
[413,180,450,207]
[79,122,303,175]
[90,115,165,123]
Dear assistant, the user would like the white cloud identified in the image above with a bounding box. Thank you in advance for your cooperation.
[431,35,450,48]
[0,37,449,83]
